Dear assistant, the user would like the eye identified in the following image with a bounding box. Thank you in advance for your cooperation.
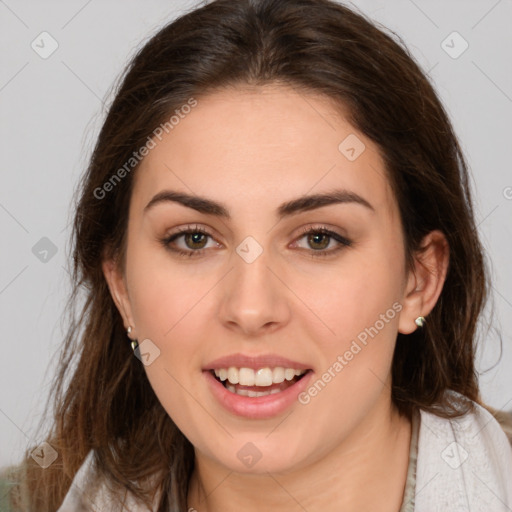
[293,226,352,257]
[160,224,352,258]
[160,224,220,257]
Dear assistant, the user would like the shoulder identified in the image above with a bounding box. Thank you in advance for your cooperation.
[420,391,512,449]
[415,390,512,512]
[57,451,101,512]
[57,451,158,512]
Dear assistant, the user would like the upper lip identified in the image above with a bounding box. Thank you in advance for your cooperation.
[204,353,311,371]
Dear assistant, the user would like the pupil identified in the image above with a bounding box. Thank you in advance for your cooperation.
[186,233,207,249]
[309,233,328,250]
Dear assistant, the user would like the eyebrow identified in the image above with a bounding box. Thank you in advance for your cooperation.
[143,188,375,219]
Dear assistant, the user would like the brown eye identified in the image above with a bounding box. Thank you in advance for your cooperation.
[306,232,331,251]
[161,225,219,257]
[161,225,351,258]
[294,227,352,257]
[183,232,208,250]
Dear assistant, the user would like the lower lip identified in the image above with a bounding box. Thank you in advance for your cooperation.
[203,370,314,419]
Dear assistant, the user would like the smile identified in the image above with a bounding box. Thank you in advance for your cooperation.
[212,367,308,397]
[204,366,313,419]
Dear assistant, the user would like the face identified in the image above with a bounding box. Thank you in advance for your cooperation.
[104,85,425,475]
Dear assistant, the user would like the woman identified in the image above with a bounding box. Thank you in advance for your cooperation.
[4,0,512,510]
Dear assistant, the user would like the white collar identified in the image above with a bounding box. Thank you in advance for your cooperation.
[415,391,512,511]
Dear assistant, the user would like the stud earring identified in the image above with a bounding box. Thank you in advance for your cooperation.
[415,316,426,328]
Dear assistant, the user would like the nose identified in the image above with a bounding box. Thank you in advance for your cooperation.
[218,245,291,337]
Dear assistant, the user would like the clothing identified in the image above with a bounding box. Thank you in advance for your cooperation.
[56,391,512,512]
[398,407,419,512]
[414,393,512,511]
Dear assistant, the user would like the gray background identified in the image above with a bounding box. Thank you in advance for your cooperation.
[1,0,511,468]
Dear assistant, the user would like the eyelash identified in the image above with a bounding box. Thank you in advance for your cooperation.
[160,224,352,258]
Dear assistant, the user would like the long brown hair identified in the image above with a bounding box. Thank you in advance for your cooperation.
[6,0,502,510]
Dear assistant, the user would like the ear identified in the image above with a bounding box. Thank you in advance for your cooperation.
[398,230,449,334]
[102,257,137,338]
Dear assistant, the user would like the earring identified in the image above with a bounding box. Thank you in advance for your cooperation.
[415,316,426,328]
[127,326,138,351]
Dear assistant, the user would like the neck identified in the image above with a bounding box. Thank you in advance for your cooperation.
[187,394,412,512]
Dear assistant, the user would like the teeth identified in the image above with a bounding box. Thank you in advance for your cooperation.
[226,382,286,397]
[284,368,295,381]
[227,367,239,384]
[255,368,273,386]
[272,367,285,383]
[213,366,307,386]
[239,367,255,386]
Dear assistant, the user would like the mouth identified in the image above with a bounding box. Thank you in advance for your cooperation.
[209,366,311,397]
[203,354,314,418]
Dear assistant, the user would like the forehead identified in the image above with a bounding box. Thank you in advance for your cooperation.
[133,85,398,222]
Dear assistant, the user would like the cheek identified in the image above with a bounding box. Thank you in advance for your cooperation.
[124,249,217,439]
[141,359,215,457]
[294,243,403,424]
[126,243,214,340]
[296,286,401,446]
[298,245,404,348]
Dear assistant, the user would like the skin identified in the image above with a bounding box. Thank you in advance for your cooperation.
[103,84,449,512]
